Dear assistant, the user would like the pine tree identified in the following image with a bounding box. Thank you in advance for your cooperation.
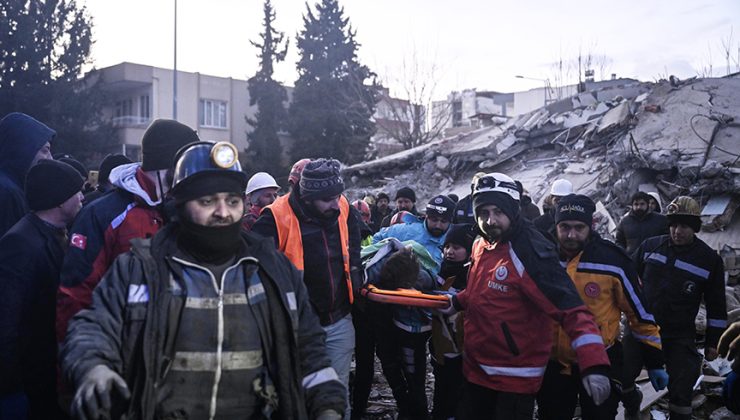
[289,0,379,164]
[245,0,289,177]
[0,0,116,165]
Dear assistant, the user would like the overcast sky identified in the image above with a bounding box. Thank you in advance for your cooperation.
[85,0,740,99]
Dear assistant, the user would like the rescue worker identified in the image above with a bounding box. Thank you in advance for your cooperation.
[536,194,668,419]
[453,172,486,225]
[647,191,662,214]
[252,158,362,418]
[719,321,740,413]
[61,141,346,420]
[631,196,727,420]
[533,178,573,235]
[0,160,83,419]
[615,191,668,254]
[56,119,199,342]
[242,171,280,230]
[380,187,418,228]
[372,194,455,266]
[441,173,611,420]
[352,199,373,246]
[0,112,55,237]
[288,158,311,192]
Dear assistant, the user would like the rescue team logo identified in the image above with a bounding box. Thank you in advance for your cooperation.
[584,282,601,298]
[682,281,697,295]
[70,233,87,250]
[495,266,508,281]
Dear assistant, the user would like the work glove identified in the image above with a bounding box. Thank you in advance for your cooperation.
[647,368,669,391]
[71,365,130,420]
[436,293,458,316]
[719,321,740,371]
[581,373,611,406]
[316,409,342,420]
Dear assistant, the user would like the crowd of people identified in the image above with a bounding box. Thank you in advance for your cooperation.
[0,112,738,420]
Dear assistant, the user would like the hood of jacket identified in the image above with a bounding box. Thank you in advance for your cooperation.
[109,162,161,207]
[0,113,56,187]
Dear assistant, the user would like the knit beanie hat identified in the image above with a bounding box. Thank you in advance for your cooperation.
[472,173,521,222]
[25,159,84,211]
[555,194,596,226]
[299,158,344,201]
[141,119,200,171]
[395,187,416,202]
[57,156,88,179]
[426,194,456,221]
[99,154,133,185]
[443,223,475,254]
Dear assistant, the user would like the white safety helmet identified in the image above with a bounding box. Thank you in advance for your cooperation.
[246,172,279,195]
[473,172,520,201]
[550,179,573,197]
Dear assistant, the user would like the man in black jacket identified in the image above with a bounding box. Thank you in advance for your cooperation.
[62,142,345,420]
[0,160,84,419]
[631,196,726,420]
[615,191,668,254]
[0,112,55,237]
[252,158,362,418]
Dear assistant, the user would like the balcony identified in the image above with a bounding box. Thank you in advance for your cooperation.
[112,115,151,127]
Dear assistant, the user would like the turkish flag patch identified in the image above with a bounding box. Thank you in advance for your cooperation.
[70,233,87,250]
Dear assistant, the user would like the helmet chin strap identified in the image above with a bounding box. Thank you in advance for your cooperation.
[155,170,166,201]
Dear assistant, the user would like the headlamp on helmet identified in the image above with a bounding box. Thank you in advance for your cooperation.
[473,173,520,201]
[211,142,238,169]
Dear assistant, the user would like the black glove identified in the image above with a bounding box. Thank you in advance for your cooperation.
[71,365,130,420]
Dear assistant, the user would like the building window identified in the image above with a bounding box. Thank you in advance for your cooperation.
[116,99,133,118]
[139,95,150,119]
[199,99,227,128]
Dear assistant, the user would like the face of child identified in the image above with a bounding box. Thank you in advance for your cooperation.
[443,243,469,262]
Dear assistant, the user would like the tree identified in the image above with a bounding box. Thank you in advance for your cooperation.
[245,0,289,176]
[289,0,379,164]
[375,48,450,150]
[0,0,116,165]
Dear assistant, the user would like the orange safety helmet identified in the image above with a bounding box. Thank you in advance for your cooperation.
[288,158,311,187]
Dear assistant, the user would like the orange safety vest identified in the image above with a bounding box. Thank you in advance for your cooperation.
[267,193,354,303]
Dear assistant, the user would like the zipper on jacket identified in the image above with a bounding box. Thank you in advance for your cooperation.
[500,322,520,356]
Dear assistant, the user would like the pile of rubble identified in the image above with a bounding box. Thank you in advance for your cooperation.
[343,74,740,418]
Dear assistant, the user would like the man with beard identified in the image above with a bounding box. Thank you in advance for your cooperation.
[629,196,726,420]
[370,192,391,233]
[252,158,362,418]
[615,191,668,254]
[380,187,419,228]
[372,194,455,266]
[536,194,667,420]
[441,173,610,420]
[61,142,346,420]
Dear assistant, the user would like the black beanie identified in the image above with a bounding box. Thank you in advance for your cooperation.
[426,194,455,221]
[25,159,84,211]
[57,156,88,179]
[667,214,701,233]
[555,194,596,226]
[99,154,133,185]
[299,158,345,201]
[141,119,200,171]
[473,192,519,222]
[443,223,475,254]
[172,173,247,205]
[395,187,416,202]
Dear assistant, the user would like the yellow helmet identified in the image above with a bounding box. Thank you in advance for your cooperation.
[665,196,701,217]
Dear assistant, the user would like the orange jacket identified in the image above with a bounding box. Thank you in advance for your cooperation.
[269,193,353,303]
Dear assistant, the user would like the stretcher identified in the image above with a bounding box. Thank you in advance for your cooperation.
[360,284,451,309]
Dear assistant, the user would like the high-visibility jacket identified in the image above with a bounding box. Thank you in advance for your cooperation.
[552,234,664,372]
[269,193,353,304]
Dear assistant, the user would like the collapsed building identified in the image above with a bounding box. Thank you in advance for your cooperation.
[343,75,740,418]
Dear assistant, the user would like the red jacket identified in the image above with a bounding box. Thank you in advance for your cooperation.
[57,165,163,341]
[454,220,609,394]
